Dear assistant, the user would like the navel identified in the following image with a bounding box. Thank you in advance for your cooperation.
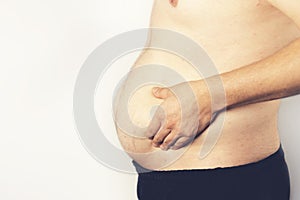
[169,0,178,7]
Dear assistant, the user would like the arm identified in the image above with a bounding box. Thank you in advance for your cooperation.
[209,0,300,110]
[199,37,300,111]
[146,0,300,150]
[148,38,300,150]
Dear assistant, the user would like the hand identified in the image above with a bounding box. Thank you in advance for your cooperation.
[146,81,215,150]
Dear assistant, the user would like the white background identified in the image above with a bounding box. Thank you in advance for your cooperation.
[0,0,299,199]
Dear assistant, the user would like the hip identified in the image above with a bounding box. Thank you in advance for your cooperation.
[134,144,290,200]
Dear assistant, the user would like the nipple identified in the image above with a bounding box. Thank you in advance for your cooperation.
[169,0,178,7]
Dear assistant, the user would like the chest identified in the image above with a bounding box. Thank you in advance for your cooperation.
[150,0,300,71]
[155,0,276,27]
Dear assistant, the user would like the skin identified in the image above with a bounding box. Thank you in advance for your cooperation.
[148,0,300,150]
[148,38,300,150]
[114,0,300,170]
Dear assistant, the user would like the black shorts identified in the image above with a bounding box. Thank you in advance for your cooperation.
[132,145,290,200]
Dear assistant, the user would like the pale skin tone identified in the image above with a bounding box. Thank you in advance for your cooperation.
[115,0,300,170]
[147,0,300,151]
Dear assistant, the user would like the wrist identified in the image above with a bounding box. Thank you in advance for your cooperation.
[191,77,227,114]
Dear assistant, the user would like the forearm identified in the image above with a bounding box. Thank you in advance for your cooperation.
[196,38,300,112]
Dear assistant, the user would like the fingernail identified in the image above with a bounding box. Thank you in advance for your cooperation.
[152,143,159,148]
[153,87,159,94]
[160,145,168,151]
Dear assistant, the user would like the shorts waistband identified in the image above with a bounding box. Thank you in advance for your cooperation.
[132,145,285,178]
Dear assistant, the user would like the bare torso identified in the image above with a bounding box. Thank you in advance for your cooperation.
[114,0,300,170]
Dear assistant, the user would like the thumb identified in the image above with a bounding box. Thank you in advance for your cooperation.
[152,87,170,99]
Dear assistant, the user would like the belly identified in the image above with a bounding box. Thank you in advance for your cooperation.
[113,1,300,170]
[114,49,281,170]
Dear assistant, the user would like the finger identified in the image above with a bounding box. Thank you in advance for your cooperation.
[152,128,172,147]
[160,130,180,151]
[170,137,193,150]
[145,115,161,139]
[152,87,170,99]
[145,107,164,138]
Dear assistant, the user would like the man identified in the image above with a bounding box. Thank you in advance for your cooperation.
[114,0,300,199]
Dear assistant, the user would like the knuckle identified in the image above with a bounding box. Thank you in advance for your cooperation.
[163,138,171,145]
[168,113,179,122]
[153,136,162,143]
[157,110,166,120]
[165,120,175,128]
[172,126,180,133]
